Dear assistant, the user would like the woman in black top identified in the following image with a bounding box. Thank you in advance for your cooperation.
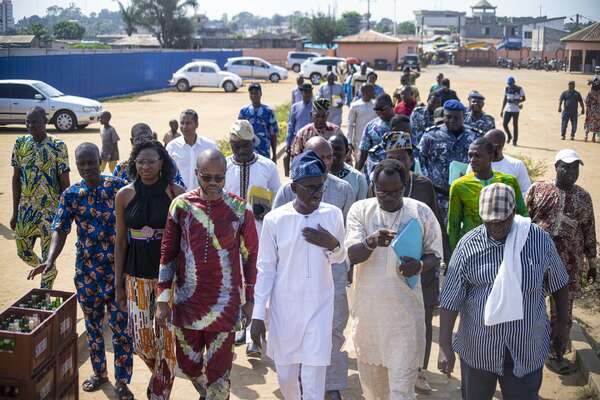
[115,140,184,399]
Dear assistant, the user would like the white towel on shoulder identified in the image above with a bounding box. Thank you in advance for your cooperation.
[484,215,532,326]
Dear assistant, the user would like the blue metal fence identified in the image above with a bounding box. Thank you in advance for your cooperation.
[0,49,242,99]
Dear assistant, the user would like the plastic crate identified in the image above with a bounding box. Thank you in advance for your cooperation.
[0,359,55,400]
[56,374,78,400]
[13,289,77,352]
[55,337,76,390]
[0,308,54,380]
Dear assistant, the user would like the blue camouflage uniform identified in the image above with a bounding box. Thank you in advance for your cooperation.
[359,117,391,175]
[409,105,436,161]
[464,110,496,134]
[238,104,279,158]
[52,175,133,384]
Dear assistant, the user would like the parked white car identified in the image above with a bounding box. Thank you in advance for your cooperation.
[0,79,103,131]
[287,51,321,73]
[169,61,243,93]
[299,56,346,85]
[224,57,288,83]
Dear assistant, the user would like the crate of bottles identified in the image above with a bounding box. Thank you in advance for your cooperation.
[0,354,55,399]
[55,337,77,390]
[56,373,78,400]
[0,307,54,380]
[13,289,77,352]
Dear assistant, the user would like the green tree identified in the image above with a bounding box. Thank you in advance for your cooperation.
[339,11,362,36]
[53,21,85,40]
[293,14,311,36]
[131,0,198,48]
[26,22,51,41]
[116,1,138,36]
[397,20,415,34]
[309,13,339,48]
[375,18,394,33]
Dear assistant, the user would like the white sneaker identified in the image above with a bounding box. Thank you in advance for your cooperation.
[415,372,432,394]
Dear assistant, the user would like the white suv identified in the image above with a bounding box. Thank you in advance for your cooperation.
[300,56,346,85]
[169,61,243,93]
[224,57,288,83]
[0,80,103,131]
[287,51,321,73]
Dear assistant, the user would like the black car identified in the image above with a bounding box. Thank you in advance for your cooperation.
[400,54,421,71]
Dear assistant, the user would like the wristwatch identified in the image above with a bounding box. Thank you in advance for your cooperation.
[363,237,376,250]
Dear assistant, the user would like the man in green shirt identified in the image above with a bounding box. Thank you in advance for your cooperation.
[447,137,528,250]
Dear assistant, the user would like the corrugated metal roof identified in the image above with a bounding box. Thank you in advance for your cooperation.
[0,35,35,45]
[561,22,600,42]
[335,30,417,44]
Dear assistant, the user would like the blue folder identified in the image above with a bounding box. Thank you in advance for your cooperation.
[448,161,469,185]
[390,218,423,289]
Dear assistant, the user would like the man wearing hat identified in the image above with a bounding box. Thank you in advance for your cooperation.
[290,97,343,158]
[558,81,585,140]
[418,99,481,220]
[238,83,279,161]
[464,91,495,134]
[286,82,314,174]
[251,150,346,400]
[439,182,570,400]
[318,72,345,126]
[526,149,597,373]
[501,76,525,146]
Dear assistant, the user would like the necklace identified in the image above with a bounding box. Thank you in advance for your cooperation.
[404,174,413,198]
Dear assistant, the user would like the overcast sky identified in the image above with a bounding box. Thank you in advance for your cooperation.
[15,0,600,24]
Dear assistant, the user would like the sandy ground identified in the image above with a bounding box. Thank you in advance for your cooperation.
[0,65,598,398]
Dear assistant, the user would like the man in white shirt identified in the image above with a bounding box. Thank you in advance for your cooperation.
[251,150,346,400]
[466,129,531,193]
[166,109,217,189]
[347,84,377,161]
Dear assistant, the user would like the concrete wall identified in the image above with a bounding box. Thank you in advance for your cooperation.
[336,42,418,68]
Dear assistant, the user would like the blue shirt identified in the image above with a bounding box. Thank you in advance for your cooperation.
[464,110,496,134]
[238,104,279,158]
[113,160,186,189]
[359,117,390,174]
[418,124,480,216]
[440,224,568,377]
[286,100,313,146]
[291,88,303,105]
[52,175,126,272]
[355,84,384,100]
[410,106,435,149]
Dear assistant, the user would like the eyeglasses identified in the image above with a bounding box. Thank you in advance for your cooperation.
[135,158,160,166]
[297,182,325,195]
[374,188,403,198]
[199,174,225,183]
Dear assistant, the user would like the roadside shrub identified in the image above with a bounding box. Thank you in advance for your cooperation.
[509,153,547,182]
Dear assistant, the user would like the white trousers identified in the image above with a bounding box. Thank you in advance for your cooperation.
[358,361,417,400]
[276,363,327,400]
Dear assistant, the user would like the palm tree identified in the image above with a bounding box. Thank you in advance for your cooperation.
[116,1,138,36]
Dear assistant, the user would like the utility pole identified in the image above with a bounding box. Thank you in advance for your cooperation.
[575,13,580,30]
[393,0,397,36]
[366,0,372,30]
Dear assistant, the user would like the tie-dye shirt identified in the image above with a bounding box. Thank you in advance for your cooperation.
[158,190,258,331]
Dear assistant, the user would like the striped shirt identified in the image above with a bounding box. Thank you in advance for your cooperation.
[440,224,568,377]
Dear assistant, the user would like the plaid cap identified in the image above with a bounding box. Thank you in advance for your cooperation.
[479,183,516,222]
[290,150,326,182]
[382,131,412,152]
[229,119,254,141]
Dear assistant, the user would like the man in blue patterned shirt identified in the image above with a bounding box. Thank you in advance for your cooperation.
[356,94,395,175]
[418,100,481,219]
[464,91,496,134]
[29,143,134,398]
[238,83,279,161]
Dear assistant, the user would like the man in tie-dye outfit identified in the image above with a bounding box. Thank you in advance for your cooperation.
[156,149,258,399]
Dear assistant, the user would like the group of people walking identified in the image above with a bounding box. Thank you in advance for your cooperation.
[10,64,597,400]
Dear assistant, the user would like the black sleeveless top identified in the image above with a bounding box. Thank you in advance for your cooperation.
[124,178,172,279]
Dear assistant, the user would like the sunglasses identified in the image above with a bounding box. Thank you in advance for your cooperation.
[199,174,225,183]
[297,182,325,196]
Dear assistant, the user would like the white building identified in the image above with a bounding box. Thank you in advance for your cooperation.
[0,0,14,33]
[521,16,566,48]
[414,10,466,36]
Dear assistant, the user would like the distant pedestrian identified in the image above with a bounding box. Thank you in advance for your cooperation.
[430,73,444,94]
[162,119,181,146]
[439,183,570,400]
[584,76,600,142]
[400,66,421,103]
[292,75,305,104]
[352,62,369,99]
[290,98,343,158]
[464,91,495,133]
[558,81,585,140]
[11,106,70,289]
[285,82,314,175]
[347,84,377,161]
[100,111,120,173]
[393,86,417,117]
[366,72,384,97]
[526,149,597,373]
[165,109,217,189]
[434,78,458,105]
[238,83,279,161]
[501,76,526,146]
[318,72,345,126]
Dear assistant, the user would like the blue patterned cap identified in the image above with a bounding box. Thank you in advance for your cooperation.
[443,99,466,112]
[507,76,515,84]
[291,150,326,182]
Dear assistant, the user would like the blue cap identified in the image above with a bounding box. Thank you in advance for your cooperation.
[468,90,485,100]
[290,150,326,182]
[443,99,466,112]
[507,76,515,84]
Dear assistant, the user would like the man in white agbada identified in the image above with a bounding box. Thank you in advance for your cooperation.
[224,119,281,356]
[346,159,443,400]
[251,150,346,400]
